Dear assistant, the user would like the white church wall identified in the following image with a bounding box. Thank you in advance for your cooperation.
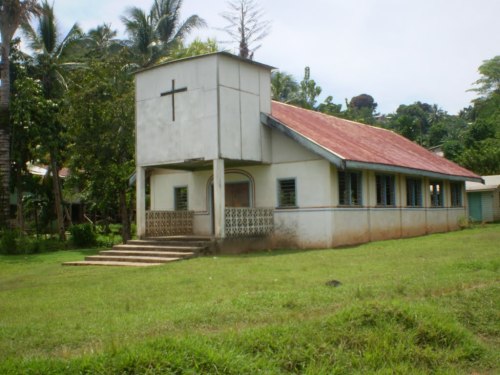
[218,55,240,89]
[271,130,321,163]
[274,209,333,248]
[269,159,333,248]
[259,71,272,163]
[136,53,273,169]
[219,86,242,159]
[136,55,219,166]
[331,209,370,246]
[148,162,469,248]
[401,209,427,237]
[369,209,402,241]
[150,170,190,210]
[426,209,451,233]
[218,56,269,162]
[241,92,262,161]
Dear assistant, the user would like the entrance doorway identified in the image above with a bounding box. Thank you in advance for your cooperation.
[209,171,253,234]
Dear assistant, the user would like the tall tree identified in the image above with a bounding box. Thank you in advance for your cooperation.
[386,102,434,146]
[458,56,500,174]
[65,52,135,242]
[11,74,55,231]
[345,94,378,125]
[122,0,206,67]
[220,0,270,59]
[294,66,321,110]
[22,0,83,239]
[317,96,342,116]
[0,0,40,225]
[84,23,126,58]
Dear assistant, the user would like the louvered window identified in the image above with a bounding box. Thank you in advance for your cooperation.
[406,178,422,207]
[338,171,362,206]
[174,186,188,211]
[376,174,395,206]
[450,182,462,207]
[429,181,443,207]
[278,179,296,208]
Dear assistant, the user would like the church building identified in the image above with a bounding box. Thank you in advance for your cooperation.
[135,52,481,251]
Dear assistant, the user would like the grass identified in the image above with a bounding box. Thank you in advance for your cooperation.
[0,225,498,373]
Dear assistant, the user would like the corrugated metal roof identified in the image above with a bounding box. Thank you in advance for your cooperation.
[268,101,481,181]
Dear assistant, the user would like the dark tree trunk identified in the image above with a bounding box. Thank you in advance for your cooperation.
[15,168,24,231]
[0,118,10,226]
[0,40,11,226]
[119,189,130,243]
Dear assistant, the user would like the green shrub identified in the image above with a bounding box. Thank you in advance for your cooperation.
[0,229,21,254]
[69,223,97,247]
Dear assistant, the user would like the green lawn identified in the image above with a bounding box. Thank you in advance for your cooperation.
[0,225,499,374]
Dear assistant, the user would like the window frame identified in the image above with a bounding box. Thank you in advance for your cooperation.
[406,177,423,207]
[429,180,444,208]
[174,186,188,211]
[450,182,463,207]
[338,170,362,206]
[375,174,396,207]
[277,178,297,208]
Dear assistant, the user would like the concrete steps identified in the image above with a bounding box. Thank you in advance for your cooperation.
[63,236,213,267]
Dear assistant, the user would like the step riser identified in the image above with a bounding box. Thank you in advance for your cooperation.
[101,250,194,258]
[113,245,202,252]
[63,261,162,267]
[127,241,211,248]
[85,256,180,264]
[144,236,212,241]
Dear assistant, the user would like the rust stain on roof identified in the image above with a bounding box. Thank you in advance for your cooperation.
[270,101,480,180]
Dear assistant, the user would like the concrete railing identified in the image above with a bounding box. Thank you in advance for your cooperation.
[145,210,194,237]
[225,207,274,237]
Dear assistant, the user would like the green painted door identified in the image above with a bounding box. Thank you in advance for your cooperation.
[468,192,482,221]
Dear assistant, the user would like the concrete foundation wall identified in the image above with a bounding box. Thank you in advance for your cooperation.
[369,209,402,241]
[401,209,427,237]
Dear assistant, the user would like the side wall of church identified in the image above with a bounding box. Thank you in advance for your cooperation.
[149,160,467,250]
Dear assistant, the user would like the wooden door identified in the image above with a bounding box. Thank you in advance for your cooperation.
[225,182,250,207]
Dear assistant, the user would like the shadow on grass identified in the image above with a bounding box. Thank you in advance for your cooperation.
[0,248,102,264]
[215,247,348,259]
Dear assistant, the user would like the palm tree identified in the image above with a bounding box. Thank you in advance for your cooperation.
[122,0,206,67]
[271,71,298,103]
[22,0,82,239]
[0,0,40,225]
[86,23,125,57]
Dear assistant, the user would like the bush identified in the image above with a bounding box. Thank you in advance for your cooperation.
[69,223,97,247]
[0,229,21,254]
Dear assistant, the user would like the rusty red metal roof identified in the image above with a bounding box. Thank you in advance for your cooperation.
[269,101,481,181]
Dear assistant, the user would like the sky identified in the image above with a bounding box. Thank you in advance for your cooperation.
[38,0,500,114]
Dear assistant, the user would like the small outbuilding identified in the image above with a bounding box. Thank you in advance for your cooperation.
[134,52,482,251]
[466,175,500,222]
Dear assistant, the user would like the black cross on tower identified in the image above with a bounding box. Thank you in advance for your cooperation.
[160,79,187,122]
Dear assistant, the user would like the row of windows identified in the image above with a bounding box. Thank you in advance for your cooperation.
[277,173,463,209]
[171,173,463,210]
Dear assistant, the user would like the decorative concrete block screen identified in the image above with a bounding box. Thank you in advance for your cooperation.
[146,210,194,237]
[225,207,274,237]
